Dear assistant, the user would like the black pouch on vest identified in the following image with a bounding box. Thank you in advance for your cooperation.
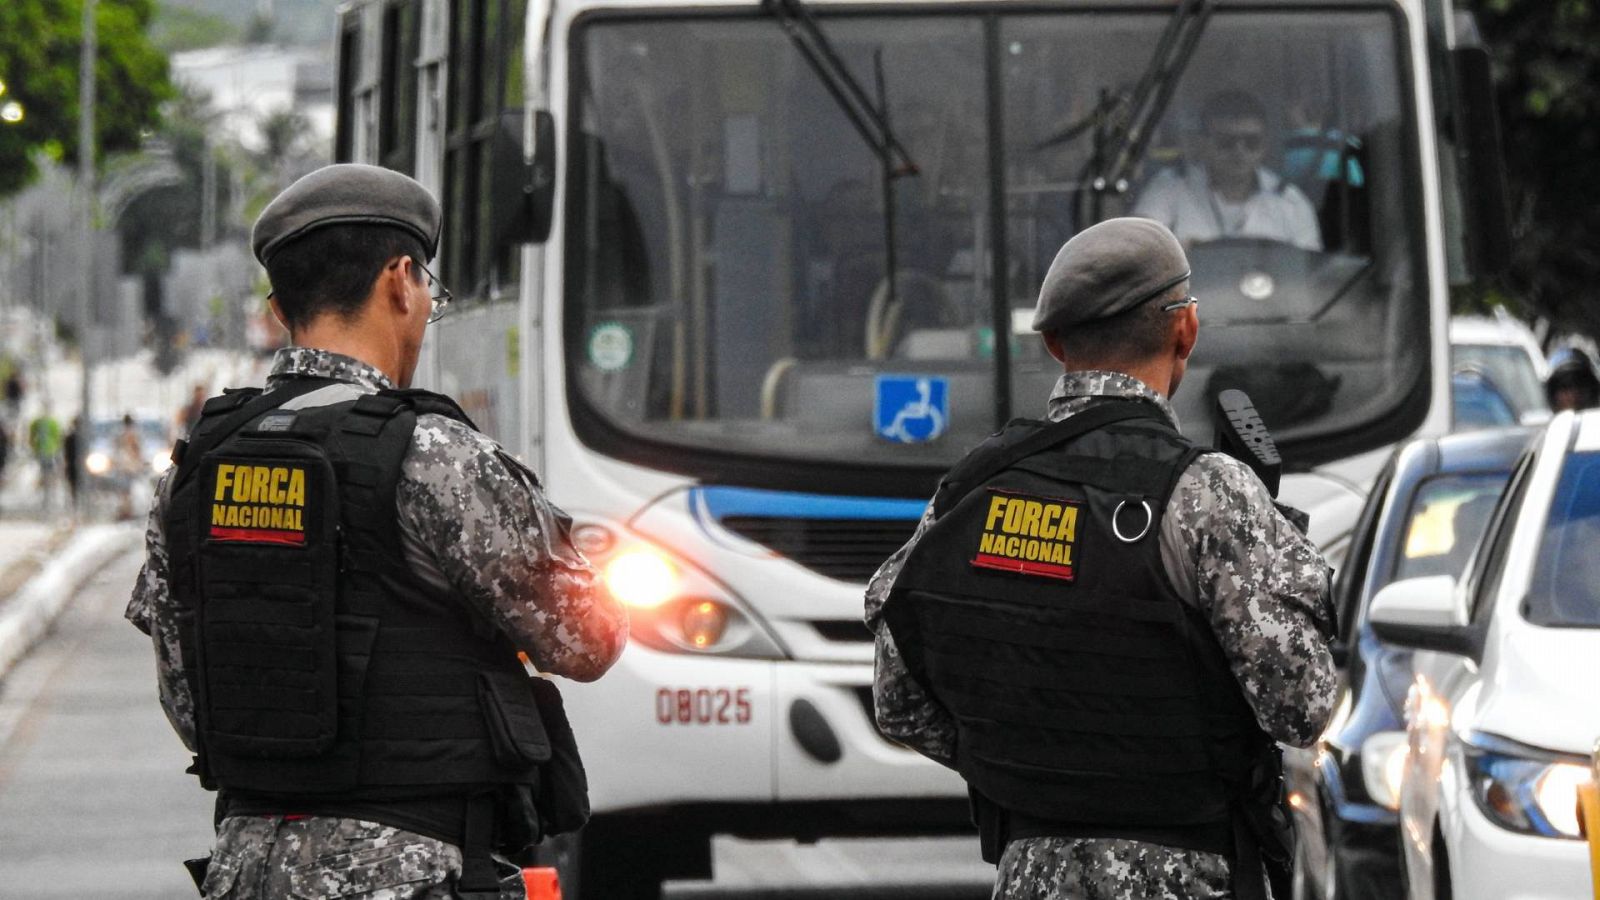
[528,677,591,836]
[478,671,553,769]
[194,438,341,759]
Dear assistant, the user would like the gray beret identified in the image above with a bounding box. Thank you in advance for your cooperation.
[1031,217,1190,332]
[251,164,443,265]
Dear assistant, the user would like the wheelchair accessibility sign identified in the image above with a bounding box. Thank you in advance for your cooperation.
[874,375,949,444]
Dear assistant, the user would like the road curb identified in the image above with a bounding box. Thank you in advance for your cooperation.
[0,524,142,680]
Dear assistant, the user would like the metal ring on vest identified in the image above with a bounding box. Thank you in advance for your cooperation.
[1111,499,1154,543]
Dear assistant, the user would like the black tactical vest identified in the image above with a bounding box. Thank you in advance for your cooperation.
[883,400,1273,863]
[164,378,575,861]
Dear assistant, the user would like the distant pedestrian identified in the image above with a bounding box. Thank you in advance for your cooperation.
[3,366,21,420]
[29,409,62,509]
[179,384,207,437]
[62,418,80,509]
[113,414,144,520]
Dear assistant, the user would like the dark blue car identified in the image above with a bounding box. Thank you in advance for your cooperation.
[1288,426,1532,900]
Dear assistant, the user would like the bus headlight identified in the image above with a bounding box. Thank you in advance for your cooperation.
[1465,732,1591,839]
[604,543,785,660]
[605,550,678,610]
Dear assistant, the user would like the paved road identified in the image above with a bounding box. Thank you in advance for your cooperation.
[0,551,993,899]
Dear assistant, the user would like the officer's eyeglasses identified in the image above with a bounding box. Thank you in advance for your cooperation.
[1160,295,1199,312]
[414,259,452,324]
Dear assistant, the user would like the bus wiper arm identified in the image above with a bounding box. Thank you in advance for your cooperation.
[1082,0,1213,216]
[760,0,918,178]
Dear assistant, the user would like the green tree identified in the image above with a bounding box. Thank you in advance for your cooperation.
[1469,0,1600,339]
[0,0,173,197]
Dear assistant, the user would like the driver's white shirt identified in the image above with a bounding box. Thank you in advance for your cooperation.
[1133,165,1322,251]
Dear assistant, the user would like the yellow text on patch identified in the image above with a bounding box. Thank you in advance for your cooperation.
[984,494,1078,542]
[214,464,306,507]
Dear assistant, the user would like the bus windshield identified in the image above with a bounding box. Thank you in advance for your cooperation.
[566,8,1425,489]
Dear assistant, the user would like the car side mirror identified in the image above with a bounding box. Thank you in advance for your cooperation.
[489,109,557,248]
[1368,575,1482,659]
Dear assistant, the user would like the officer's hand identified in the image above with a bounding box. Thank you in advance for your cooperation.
[1273,501,1311,536]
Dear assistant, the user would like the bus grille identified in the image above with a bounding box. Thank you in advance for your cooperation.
[718,517,916,583]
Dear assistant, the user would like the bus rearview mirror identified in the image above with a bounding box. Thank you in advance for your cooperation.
[490,109,557,248]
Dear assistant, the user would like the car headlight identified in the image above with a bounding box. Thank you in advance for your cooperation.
[85,451,110,475]
[597,539,786,660]
[1360,731,1409,811]
[1464,732,1591,839]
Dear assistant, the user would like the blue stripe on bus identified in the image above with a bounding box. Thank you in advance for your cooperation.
[691,486,927,522]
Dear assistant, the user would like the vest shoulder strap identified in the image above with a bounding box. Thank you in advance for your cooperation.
[935,402,1163,516]
[377,388,478,430]
[172,378,338,488]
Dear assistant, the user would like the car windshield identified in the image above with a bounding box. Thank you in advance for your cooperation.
[1391,472,1508,584]
[1526,450,1600,627]
[567,9,1423,487]
[1451,343,1548,418]
[91,419,169,446]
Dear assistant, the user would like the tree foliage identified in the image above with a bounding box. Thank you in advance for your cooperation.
[1470,0,1600,339]
[0,0,174,197]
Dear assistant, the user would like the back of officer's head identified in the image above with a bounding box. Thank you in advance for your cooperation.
[251,164,443,333]
[1031,217,1195,373]
[264,225,427,332]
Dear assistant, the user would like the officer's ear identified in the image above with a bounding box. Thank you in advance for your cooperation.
[381,255,423,319]
[1173,302,1199,361]
[267,294,293,337]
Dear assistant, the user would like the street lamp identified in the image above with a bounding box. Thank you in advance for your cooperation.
[0,101,21,124]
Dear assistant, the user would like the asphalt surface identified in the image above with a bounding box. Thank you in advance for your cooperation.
[0,549,993,899]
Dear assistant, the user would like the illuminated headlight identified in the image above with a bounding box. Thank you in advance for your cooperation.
[85,452,110,475]
[150,451,172,474]
[603,543,784,659]
[604,550,678,610]
[1465,733,1591,839]
[1360,731,1409,811]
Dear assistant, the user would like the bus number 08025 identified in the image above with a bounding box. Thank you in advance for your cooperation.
[656,687,752,725]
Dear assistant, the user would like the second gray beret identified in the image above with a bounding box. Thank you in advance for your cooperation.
[251,164,443,265]
[1031,217,1190,332]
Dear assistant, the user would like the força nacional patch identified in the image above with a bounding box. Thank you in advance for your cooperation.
[970,489,1081,581]
[207,462,309,546]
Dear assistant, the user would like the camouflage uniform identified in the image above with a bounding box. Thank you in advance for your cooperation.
[127,347,629,899]
[865,371,1337,900]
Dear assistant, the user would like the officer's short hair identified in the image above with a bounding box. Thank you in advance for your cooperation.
[1048,281,1188,368]
[1201,90,1267,130]
[265,224,427,331]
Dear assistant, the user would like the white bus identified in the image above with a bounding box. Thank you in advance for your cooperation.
[332,0,1508,895]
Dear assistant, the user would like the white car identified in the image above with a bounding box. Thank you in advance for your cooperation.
[1369,409,1600,900]
[1449,314,1550,425]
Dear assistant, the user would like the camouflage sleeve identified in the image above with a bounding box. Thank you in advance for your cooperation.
[1163,452,1337,748]
[865,507,958,767]
[125,468,198,751]
[397,414,627,683]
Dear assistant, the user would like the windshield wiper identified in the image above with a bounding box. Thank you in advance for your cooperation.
[762,0,919,330]
[1077,0,1214,223]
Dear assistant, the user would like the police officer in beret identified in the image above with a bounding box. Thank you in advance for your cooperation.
[126,164,628,899]
[865,218,1336,899]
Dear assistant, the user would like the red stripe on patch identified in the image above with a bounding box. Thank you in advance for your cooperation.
[209,527,306,546]
[970,553,1074,581]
